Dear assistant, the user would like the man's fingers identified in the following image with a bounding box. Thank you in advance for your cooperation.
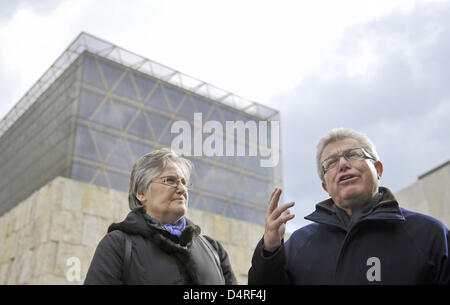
[267,188,277,210]
[267,188,282,215]
[272,210,295,228]
[269,188,278,202]
[269,201,295,221]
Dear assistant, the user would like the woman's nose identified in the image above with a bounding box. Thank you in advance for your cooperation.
[175,183,187,194]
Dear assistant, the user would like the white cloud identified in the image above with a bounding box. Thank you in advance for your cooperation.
[1,0,432,119]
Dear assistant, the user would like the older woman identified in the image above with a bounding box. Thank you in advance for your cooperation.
[84,148,237,285]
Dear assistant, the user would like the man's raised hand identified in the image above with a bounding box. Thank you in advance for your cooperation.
[263,188,295,252]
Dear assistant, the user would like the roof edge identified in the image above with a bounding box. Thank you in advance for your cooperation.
[0,32,279,138]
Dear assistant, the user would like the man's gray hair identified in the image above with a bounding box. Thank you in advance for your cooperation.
[128,148,193,210]
[316,127,380,181]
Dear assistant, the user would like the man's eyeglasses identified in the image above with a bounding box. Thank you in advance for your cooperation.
[321,147,375,175]
[151,176,192,190]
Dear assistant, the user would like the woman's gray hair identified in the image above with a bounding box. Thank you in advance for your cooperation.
[316,127,380,181]
[128,148,193,210]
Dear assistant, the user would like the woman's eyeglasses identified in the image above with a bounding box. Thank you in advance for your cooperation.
[151,176,192,190]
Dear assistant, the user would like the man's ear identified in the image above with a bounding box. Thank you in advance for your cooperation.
[375,161,383,180]
[322,181,328,193]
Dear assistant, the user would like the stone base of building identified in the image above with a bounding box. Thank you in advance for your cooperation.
[395,161,449,227]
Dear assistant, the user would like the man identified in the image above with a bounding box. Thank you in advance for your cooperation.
[248,127,449,284]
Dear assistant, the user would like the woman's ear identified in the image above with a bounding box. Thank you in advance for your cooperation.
[136,193,147,203]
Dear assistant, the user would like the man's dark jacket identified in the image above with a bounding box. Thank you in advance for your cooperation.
[248,187,449,284]
[85,208,237,285]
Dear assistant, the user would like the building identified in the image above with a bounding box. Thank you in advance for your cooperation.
[0,32,282,284]
[395,160,450,227]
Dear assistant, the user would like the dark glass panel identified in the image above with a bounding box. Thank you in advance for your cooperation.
[71,161,97,182]
[106,170,129,193]
[252,210,266,225]
[187,191,198,208]
[145,111,171,145]
[133,72,157,101]
[233,204,253,222]
[205,196,226,215]
[244,175,268,204]
[114,72,138,100]
[192,95,212,118]
[246,155,264,174]
[176,95,196,120]
[224,204,236,218]
[91,99,120,129]
[112,99,137,130]
[233,179,249,202]
[106,138,133,171]
[162,84,186,111]
[127,139,153,161]
[92,170,110,188]
[89,129,119,161]
[147,84,170,112]
[235,112,253,123]
[82,54,105,89]
[202,167,224,195]
[206,106,222,122]
[194,197,208,212]
[99,58,125,90]
[191,160,212,188]
[78,89,105,119]
[73,125,99,161]
[218,106,238,123]
[127,112,153,141]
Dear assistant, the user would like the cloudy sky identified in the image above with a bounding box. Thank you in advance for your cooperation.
[0,0,449,232]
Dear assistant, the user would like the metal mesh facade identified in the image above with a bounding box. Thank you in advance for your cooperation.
[0,57,81,216]
[0,33,282,224]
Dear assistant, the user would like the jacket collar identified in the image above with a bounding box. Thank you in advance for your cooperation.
[108,207,201,245]
[304,186,405,230]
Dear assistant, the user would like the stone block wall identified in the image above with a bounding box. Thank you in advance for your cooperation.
[0,176,268,284]
[395,162,449,227]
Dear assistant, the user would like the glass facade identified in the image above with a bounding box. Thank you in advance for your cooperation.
[0,33,282,225]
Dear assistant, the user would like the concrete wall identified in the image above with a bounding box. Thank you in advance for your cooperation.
[0,176,267,284]
[395,162,450,227]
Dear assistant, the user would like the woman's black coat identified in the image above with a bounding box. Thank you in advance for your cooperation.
[84,208,237,285]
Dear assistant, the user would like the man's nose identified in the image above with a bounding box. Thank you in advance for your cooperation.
[337,155,351,170]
